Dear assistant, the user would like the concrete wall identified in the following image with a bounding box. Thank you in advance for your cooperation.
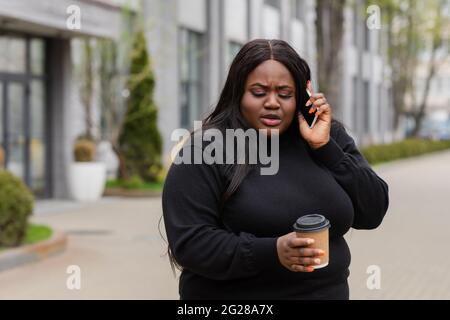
[0,0,122,39]
[225,0,248,43]
[47,39,73,198]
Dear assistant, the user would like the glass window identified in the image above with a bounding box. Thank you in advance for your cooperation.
[378,84,383,133]
[291,0,304,21]
[265,0,280,9]
[352,76,358,132]
[7,83,25,180]
[30,80,46,195]
[363,81,370,134]
[228,41,242,69]
[0,36,26,73]
[179,29,204,129]
[353,6,359,47]
[364,20,370,52]
[31,39,45,76]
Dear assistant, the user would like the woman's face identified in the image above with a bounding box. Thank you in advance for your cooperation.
[240,59,297,136]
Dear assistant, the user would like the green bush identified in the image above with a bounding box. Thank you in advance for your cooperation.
[0,170,34,247]
[119,29,163,182]
[74,139,96,162]
[122,175,144,190]
[362,139,450,165]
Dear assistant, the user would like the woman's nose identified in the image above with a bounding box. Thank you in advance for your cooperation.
[264,92,281,109]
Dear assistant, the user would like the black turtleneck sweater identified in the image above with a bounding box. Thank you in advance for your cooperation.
[162,123,389,300]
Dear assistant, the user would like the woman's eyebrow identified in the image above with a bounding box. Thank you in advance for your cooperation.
[250,83,294,90]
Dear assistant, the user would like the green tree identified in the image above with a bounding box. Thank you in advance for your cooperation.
[380,0,449,135]
[316,0,347,117]
[98,7,137,180]
[119,29,162,182]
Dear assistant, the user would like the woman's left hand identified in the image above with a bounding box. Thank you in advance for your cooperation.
[298,85,332,150]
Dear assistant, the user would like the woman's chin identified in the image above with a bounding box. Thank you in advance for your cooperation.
[260,127,281,137]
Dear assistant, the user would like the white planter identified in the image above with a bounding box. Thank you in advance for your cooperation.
[69,162,107,202]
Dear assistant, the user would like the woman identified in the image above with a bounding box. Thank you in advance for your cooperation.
[162,39,389,300]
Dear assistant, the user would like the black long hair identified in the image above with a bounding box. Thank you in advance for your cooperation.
[204,39,312,205]
[166,39,315,273]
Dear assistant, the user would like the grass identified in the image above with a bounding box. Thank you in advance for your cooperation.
[106,179,164,191]
[23,224,53,245]
[0,224,53,252]
[362,139,450,165]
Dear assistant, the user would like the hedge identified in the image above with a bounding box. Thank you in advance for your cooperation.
[362,139,450,165]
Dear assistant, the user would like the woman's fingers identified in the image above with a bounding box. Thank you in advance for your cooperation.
[296,248,325,257]
[288,237,314,248]
[290,256,323,266]
[308,96,327,112]
[310,104,331,117]
[306,93,325,105]
[291,265,315,273]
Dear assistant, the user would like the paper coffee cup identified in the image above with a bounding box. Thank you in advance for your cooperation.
[293,214,330,269]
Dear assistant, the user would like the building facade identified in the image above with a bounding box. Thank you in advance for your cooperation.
[0,0,125,198]
[1,0,398,199]
[341,1,396,145]
[144,0,396,169]
[144,0,319,168]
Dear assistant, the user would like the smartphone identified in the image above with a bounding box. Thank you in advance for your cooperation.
[299,89,319,128]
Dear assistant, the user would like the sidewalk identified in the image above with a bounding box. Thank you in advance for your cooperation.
[0,150,449,299]
[0,197,178,299]
[346,150,450,299]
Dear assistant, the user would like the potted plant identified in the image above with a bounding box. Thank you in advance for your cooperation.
[69,139,106,202]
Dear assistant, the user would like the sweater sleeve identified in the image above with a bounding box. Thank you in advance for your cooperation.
[162,144,279,281]
[310,123,389,229]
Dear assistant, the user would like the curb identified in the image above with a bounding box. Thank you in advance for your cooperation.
[0,231,68,273]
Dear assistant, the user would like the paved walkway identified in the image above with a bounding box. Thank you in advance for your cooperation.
[0,150,449,299]
[0,197,179,299]
[346,150,450,299]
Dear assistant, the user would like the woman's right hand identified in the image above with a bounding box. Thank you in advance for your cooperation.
[276,232,325,272]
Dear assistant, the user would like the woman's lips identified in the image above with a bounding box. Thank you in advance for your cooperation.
[260,117,282,127]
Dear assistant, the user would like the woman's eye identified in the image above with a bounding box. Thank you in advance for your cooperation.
[252,92,265,97]
[279,94,293,99]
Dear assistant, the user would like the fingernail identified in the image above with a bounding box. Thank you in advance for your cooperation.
[318,250,325,256]
[309,108,314,114]
[307,267,315,272]
[306,100,312,107]
[307,239,314,245]
[315,259,321,265]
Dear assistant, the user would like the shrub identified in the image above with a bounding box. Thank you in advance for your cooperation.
[122,175,144,190]
[0,170,34,247]
[362,139,450,165]
[74,139,96,162]
[119,29,163,182]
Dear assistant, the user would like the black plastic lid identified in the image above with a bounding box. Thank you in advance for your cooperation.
[293,214,330,232]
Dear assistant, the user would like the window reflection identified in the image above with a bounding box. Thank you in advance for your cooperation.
[7,83,25,180]
[0,37,26,73]
[31,80,46,195]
